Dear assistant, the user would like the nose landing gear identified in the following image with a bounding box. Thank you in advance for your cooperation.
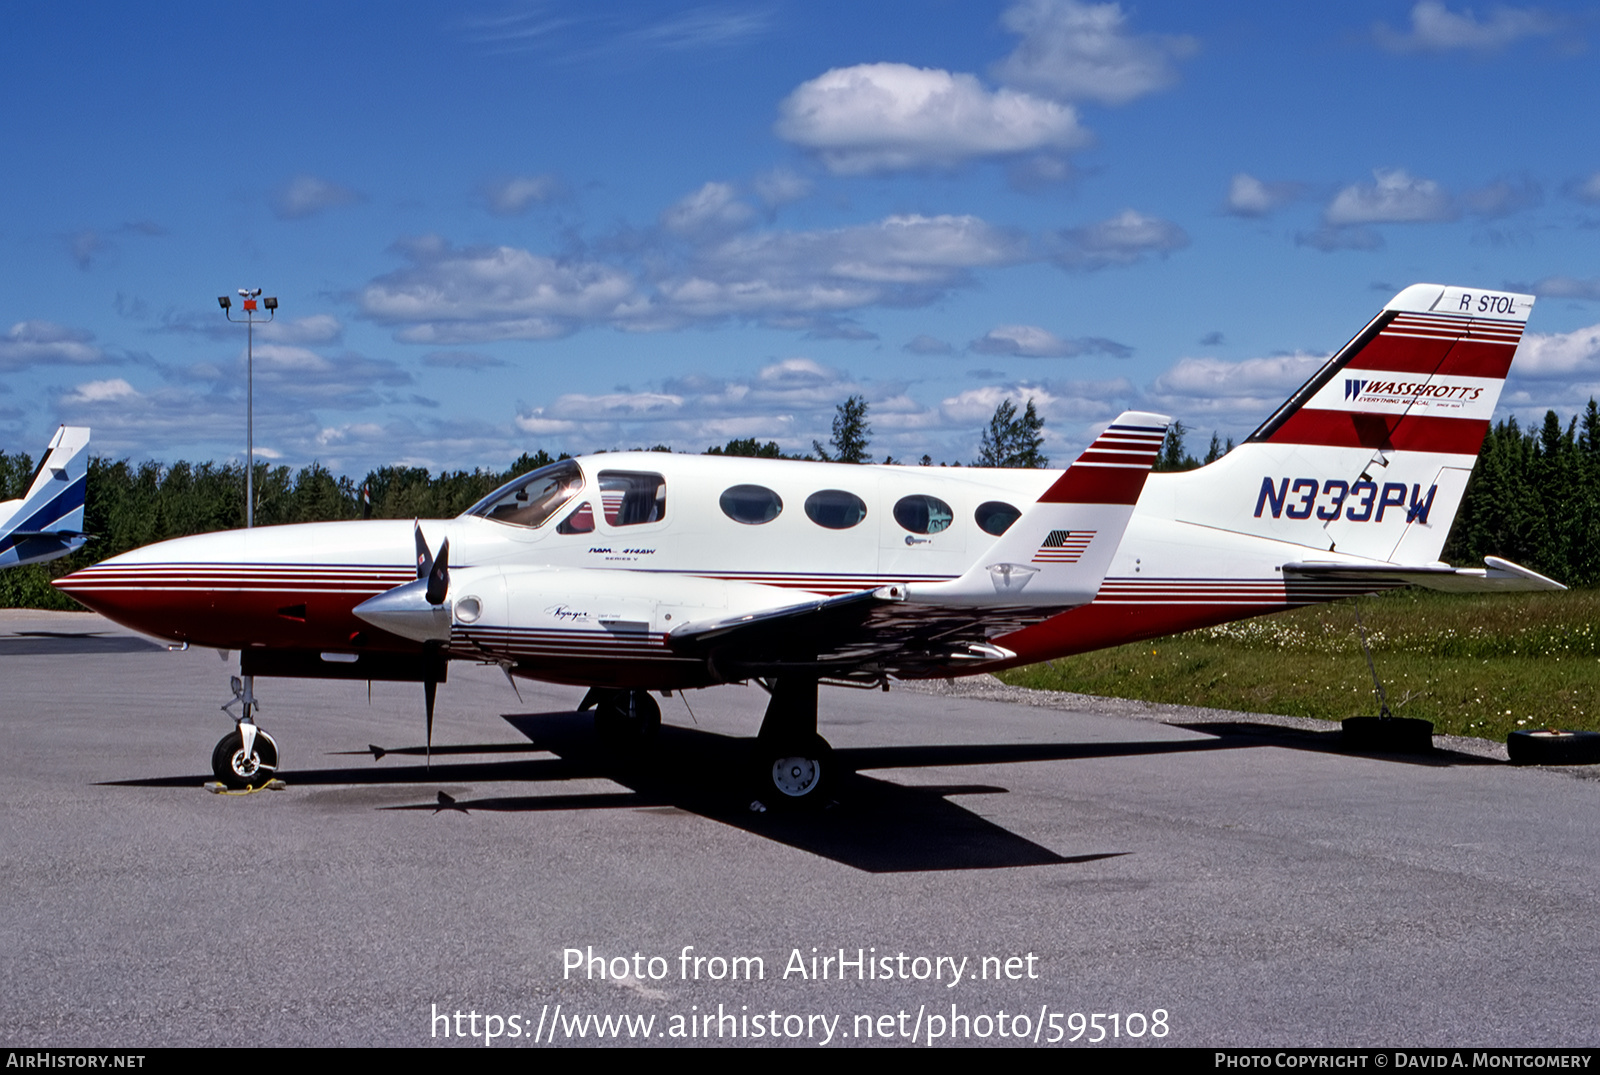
[213,674,278,789]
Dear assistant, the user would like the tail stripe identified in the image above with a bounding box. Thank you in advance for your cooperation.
[1040,423,1165,504]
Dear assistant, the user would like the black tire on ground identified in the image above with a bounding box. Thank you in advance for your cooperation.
[1341,716,1434,753]
[1506,729,1600,766]
[594,690,662,749]
[211,728,280,789]
[756,733,835,810]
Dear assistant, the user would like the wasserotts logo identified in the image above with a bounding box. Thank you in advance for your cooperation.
[1343,377,1482,403]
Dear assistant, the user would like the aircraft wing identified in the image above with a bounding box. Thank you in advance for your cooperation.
[668,411,1170,678]
[1283,556,1564,593]
[0,426,91,569]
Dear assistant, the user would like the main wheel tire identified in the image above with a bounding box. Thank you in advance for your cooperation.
[1507,729,1600,766]
[594,690,662,749]
[211,728,279,789]
[758,734,834,810]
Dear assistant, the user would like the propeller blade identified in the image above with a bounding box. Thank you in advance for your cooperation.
[424,677,437,768]
[425,538,450,606]
[413,522,433,581]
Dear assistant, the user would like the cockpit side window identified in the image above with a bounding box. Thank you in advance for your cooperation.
[556,501,595,534]
[464,459,584,529]
[598,471,666,526]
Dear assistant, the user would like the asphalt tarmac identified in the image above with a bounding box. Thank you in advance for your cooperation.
[2,609,1597,1049]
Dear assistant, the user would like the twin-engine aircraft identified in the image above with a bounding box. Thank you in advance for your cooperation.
[57,285,1560,805]
[2,426,90,569]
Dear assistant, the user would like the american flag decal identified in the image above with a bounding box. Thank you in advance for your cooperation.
[1033,529,1095,563]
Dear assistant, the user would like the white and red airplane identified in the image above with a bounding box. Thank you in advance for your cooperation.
[56,284,1559,804]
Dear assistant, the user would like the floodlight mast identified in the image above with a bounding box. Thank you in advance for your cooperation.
[218,288,277,527]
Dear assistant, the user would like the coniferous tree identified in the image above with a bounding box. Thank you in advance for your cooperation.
[976,398,1048,468]
[815,395,871,463]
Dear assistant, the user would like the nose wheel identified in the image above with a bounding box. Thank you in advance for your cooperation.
[211,727,279,789]
[213,673,278,789]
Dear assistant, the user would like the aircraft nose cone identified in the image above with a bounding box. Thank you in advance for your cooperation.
[353,579,452,644]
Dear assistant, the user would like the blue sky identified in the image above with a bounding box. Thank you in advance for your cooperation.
[3,0,1598,474]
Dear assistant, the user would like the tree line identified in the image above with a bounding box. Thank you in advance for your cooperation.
[5,398,1597,609]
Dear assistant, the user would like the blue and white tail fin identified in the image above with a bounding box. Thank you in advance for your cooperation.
[0,426,91,568]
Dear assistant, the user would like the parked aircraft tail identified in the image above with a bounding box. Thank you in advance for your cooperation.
[910,410,1170,605]
[1140,285,1554,585]
[0,426,91,568]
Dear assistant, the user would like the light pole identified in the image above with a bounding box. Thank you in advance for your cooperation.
[218,289,278,527]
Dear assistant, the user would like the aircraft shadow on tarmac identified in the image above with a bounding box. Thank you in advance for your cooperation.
[0,631,166,656]
[102,709,1495,873]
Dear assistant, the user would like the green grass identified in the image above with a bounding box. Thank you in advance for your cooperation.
[998,589,1600,741]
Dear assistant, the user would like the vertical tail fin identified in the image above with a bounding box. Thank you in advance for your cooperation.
[1155,285,1533,564]
[0,426,91,568]
[912,411,1169,605]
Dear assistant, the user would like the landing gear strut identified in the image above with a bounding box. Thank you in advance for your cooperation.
[214,674,278,789]
[754,677,835,809]
[587,688,662,748]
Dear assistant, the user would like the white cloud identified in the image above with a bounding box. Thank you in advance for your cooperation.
[482,174,561,215]
[61,378,138,404]
[1049,209,1189,270]
[775,63,1088,174]
[421,350,506,370]
[660,182,756,238]
[752,168,814,209]
[1523,277,1600,301]
[0,321,107,370]
[993,0,1198,106]
[624,6,773,50]
[904,334,954,355]
[70,230,106,270]
[969,324,1131,358]
[362,214,1027,342]
[1461,175,1542,217]
[271,174,365,220]
[360,237,639,342]
[257,314,344,345]
[644,214,1029,332]
[1224,173,1302,217]
[1295,225,1385,252]
[1145,352,1326,428]
[512,356,873,453]
[1566,172,1600,205]
[1511,324,1600,379]
[1375,2,1558,52]
[1324,168,1455,225]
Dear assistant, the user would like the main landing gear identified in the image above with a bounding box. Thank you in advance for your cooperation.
[579,678,839,809]
[753,678,835,810]
[579,687,662,748]
[213,674,279,790]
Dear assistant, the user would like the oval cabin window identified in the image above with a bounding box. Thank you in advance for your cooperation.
[893,494,954,535]
[720,484,783,525]
[804,489,868,530]
[975,500,1021,536]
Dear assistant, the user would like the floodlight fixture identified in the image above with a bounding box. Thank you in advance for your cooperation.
[218,286,278,528]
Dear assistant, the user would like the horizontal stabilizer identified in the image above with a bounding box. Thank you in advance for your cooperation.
[1283,555,1564,593]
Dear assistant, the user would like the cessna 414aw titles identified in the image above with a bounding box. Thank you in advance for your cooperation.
[57,285,1560,804]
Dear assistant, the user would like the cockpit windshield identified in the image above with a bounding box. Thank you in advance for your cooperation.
[464,459,584,529]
